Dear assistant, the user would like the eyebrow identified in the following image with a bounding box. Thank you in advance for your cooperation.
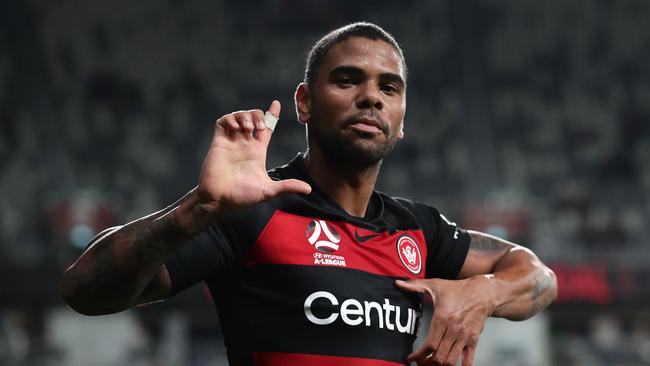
[330,65,406,88]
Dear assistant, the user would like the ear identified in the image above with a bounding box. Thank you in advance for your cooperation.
[294,83,311,124]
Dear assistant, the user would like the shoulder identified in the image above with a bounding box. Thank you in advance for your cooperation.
[378,192,443,225]
[376,193,462,244]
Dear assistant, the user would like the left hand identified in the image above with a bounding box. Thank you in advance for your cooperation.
[395,277,494,366]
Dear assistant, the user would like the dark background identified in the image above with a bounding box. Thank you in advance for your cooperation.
[1,0,649,365]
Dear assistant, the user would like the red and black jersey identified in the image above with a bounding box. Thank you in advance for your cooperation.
[165,155,470,366]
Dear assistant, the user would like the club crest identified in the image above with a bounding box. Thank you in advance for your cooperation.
[396,235,422,274]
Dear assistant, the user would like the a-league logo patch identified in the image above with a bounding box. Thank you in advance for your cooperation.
[306,220,341,253]
[306,220,346,267]
[396,235,422,274]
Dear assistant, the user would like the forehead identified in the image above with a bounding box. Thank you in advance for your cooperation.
[319,37,405,79]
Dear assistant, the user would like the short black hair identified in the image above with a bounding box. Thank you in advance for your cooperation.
[304,22,407,87]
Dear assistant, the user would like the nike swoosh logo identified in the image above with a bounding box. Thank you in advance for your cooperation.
[354,230,380,243]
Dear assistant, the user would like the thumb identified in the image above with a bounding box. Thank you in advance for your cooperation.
[265,179,312,199]
[395,279,436,302]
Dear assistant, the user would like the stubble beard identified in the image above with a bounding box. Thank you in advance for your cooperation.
[307,117,399,169]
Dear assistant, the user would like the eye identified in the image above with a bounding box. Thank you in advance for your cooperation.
[337,75,354,86]
[381,83,399,94]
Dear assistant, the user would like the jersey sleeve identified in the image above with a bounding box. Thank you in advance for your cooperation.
[424,208,470,279]
[164,223,235,297]
[398,200,470,279]
[164,202,276,296]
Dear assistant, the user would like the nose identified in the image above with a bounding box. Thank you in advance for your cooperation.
[355,82,383,110]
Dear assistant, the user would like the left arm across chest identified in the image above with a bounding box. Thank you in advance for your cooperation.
[457,230,557,320]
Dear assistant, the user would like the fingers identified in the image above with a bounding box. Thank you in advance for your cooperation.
[461,345,476,366]
[443,340,464,366]
[216,111,254,137]
[219,114,240,133]
[397,278,472,366]
[408,343,438,364]
[436,314,473,363]
[407,321,446,364]
[412,339,463,366]
[409,314,480,366]
[251,109,266,131]
[398,278,486,366]
[232,110,259,136]
[215,100,282,139]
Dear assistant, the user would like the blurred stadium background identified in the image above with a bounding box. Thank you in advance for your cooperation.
[1,0,649,365]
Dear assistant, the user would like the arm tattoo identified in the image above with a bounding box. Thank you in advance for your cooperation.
[128,212,189,273]
[531,272,554,314]
[469,232,509,253]
[62,193,195,312]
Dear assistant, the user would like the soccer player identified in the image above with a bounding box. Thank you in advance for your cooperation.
[61,22,557,366]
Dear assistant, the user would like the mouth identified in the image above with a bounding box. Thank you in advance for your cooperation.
[343,115,387,135]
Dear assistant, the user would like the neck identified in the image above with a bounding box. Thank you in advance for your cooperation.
[304,147,381,218]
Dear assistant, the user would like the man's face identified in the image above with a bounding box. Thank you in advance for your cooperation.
[297,36,407,166]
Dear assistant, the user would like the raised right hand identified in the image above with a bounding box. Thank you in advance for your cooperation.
[190,100,311,223]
